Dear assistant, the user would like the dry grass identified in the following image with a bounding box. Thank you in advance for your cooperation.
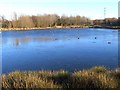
[71,71,117,89]
[2,67,120,89]
[2,71,60,89]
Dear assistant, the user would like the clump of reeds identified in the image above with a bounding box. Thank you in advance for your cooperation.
[2,71,60,89]
[71,70,117,89]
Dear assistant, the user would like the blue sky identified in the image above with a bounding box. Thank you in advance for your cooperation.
[0,0,119,20]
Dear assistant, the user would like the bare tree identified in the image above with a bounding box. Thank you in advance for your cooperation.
[2,14,94,28]
[19,15,34,28]
[11,12,19,28]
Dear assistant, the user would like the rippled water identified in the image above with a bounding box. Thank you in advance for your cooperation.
[2,28,119,74]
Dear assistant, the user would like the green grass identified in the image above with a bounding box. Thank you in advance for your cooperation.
[2,67,120,89]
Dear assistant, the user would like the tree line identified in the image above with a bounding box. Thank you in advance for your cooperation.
[1,13,120,28]
[93,18,120,26]
[0,13,92,28]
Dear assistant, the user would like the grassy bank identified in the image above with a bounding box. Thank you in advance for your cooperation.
[2,67,120,89]
[0,26,90,31]
[90,25,120,29]
[0,26,119,32]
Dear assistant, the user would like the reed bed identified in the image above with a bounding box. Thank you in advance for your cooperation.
[2,67,120,89]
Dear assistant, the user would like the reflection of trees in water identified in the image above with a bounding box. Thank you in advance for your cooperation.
[14,36,81,47]
[14,37,57,47]
[0,36,2,45]
[14,36,82,47]
[33,37,55,42]
[15,38,32,47]
[21,38,31,44]
[15,38,19,47]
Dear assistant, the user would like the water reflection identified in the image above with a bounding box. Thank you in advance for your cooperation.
[15,38,19,47]
[14,38,33,47]
[13,37,59,47]
[13,36,83,47]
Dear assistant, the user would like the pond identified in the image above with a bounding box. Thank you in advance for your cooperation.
[2,28,119,74]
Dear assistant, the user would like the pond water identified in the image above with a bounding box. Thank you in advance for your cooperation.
[2,28,119,74]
